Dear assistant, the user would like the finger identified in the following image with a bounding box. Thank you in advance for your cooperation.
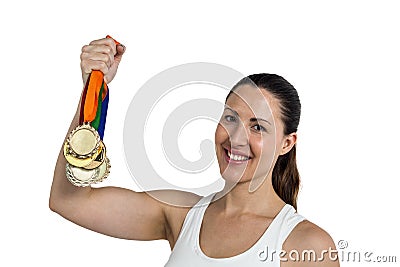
[82,43,115,55]
[81,51,114,69]
[113,44,126,64]
[88,38,117,55]
[81,45,115,66]
[80,59,109,76]
[116,44,126,55]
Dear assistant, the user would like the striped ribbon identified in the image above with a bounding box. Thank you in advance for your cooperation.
[79,35,119,139]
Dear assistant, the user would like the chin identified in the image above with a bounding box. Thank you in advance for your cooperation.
[216,155,253,185]
[219,167,255,185]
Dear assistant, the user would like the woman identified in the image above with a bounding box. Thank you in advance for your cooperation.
[50,37,339,266]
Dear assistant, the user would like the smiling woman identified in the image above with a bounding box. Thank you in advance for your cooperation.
[221,75,302,209]
[49,36,340,267]
[165,75,340,267]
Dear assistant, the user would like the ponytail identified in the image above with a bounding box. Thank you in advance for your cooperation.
[272,145,300,210]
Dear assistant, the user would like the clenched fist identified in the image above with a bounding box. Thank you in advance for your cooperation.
[80,37,125,85]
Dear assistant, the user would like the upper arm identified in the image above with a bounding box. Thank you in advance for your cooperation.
[281,220,340,267]
[84,187,167,240]
[52,187,201,242]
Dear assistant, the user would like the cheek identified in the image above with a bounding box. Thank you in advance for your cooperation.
[250,137,263,157]
[252,135,275,157]
[251,135,277,173]
[215,123,228,143]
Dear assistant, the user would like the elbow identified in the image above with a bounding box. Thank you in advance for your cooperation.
[48,193,61,214]
[49,195,57,213]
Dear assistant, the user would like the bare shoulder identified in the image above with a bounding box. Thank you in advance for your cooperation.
[282,220,340,267]
[285,220,337,250]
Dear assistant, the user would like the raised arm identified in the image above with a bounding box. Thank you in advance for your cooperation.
[49,37,200,243]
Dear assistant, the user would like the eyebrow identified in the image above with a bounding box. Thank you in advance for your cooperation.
[250,117,272,125]
[224,107,271,125]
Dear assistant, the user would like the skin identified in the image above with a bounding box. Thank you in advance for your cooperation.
[49,37,339,266]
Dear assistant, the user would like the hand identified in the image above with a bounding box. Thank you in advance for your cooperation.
[80,37,126,85]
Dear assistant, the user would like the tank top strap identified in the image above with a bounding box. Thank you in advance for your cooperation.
[252,204,306,252]
[276,205,306,248]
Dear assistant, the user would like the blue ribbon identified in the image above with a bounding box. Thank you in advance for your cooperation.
[97,88,109,140]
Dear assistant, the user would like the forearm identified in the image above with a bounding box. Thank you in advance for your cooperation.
[49,92,91,212]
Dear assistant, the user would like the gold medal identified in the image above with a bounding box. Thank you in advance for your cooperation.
[66,163,100,187]
[65,157,111,187]
[94,157,111,183]
[67,124,100,159]
[83,141,106,170]
[64,140,102,168]
[63,124,111,186]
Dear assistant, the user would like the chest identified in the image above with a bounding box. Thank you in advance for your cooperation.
[199,211,274,258]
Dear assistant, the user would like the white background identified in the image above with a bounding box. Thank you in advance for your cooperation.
[1,1,399,266]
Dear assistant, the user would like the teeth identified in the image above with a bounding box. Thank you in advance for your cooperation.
[227,150,249,161]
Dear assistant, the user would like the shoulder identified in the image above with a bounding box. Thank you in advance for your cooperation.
[285,220,336,250]
[282,220,340,267]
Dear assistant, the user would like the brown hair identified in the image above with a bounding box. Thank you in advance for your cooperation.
[226,74,301,210]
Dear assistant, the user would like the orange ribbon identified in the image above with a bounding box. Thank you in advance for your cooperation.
[83,35,119,123]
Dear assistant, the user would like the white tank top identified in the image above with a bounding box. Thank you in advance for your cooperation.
[164,193,305,267]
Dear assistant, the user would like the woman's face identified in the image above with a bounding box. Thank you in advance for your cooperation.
[215,84,294,187]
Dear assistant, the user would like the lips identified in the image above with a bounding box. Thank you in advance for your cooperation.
[227,150,249,160]
[223,147,252,163]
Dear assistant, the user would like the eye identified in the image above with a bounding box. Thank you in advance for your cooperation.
[252,124,267,132]
[224,115,236,122]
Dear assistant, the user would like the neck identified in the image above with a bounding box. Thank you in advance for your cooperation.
[214,175,286,216]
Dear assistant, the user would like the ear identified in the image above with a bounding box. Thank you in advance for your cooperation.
[280,132,297,156]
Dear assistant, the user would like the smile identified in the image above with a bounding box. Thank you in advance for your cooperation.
[224,148,251,163]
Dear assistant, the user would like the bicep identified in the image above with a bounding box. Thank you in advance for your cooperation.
[56,186,167,241]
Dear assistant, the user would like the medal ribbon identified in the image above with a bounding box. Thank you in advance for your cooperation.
[79,35,120,139]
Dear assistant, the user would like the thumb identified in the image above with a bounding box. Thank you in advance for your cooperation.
[104,43,125,84]
[115,44,126,61]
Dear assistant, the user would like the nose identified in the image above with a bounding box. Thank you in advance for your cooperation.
[228,120,248,147]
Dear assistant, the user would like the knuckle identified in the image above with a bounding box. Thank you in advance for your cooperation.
[80,52,87,60]
[80,59,87,67]
[106,40,116,53]
[81,45,89,52]
[106,38,114,46]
